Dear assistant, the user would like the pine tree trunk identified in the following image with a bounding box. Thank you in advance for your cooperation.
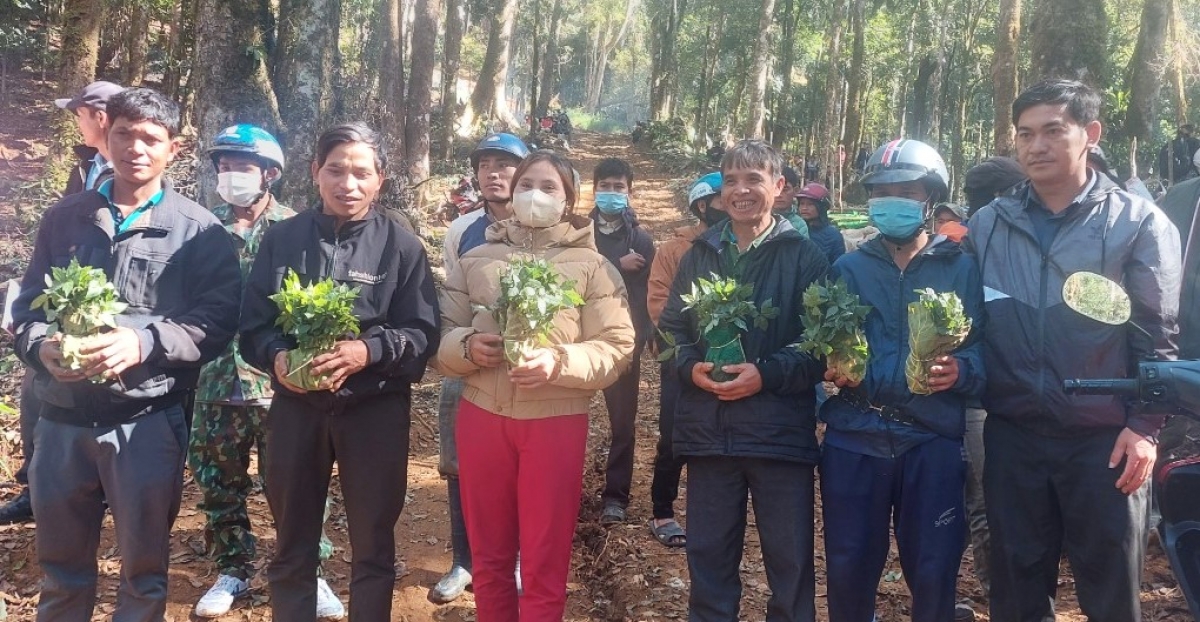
[379,0,407,155]
[649,0,685,121]
[1125,0,1169,170]
[694,22,718,145]
[992,0,1020,155]
[769,0,798,146]
[1169,0,1187,122]
[467,0,519,129]
[535,0,563,119]
[123,1,150,86]
[193,0,282,206]
[743,0,775,139]
[405,0,440,180]
[272,0,341,207]
[819,0,846,174]
[46,0,102,187]
[1029,0,1106,84]
[841,0,867,156]
[436,0,464,159]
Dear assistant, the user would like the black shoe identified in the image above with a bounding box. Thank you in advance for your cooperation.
[0,488,33,525]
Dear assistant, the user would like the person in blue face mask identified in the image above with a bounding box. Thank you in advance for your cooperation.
[820,138,987,622]
[589,157,656,525]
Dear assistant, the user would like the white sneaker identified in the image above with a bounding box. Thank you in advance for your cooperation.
[195,574,250,617]
[316,577,346,620]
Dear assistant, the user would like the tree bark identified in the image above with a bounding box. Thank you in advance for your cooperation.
[841,0,867,156]
[379,0,407,154]
[436,0,465,159]
[649,0,686,121]
[46,0,102,186]
[535,0,563,119]
[991,0,1020,155]
[405,0,440,180]
[744,0,775,139]
[1028,0,1106,84]
[1168,0,1187,123]
[272,0,341,207]
[818,0,846,173]
[467,0,519,128]
[694,21,719,146]
[193,0,282,206]
[123,1,150,86]
[1125,0,1169,162]
[584,0,637,113]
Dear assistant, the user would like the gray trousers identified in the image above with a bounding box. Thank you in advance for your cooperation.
[964,407,990,596]
[16,372,39,485]
[30,405,188,622]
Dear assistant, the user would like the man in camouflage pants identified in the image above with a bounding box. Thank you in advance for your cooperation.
[189,125,343,619]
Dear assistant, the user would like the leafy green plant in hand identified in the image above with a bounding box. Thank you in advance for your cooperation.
[490,257,585,366]
[30,258,127,375]
[270,270,361,390]
[661,274,778,382]
[796,279,871,385]
[905,288,971,394]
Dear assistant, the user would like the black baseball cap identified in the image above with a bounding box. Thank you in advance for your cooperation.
[54,81,124,112]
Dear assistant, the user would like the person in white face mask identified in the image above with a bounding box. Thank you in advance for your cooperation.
[437,150,636,622]
[192,124,345,620]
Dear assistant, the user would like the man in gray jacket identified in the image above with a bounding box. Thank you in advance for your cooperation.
[13,88,241,622]
[965,79,1180,622]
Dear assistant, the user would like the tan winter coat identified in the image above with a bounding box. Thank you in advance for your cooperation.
[437,216,635,419]
[647,222,707,325]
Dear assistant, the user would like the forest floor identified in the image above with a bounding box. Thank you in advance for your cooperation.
[0,74,1194,621]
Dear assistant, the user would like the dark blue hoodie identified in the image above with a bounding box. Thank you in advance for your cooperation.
[820,234,986,458]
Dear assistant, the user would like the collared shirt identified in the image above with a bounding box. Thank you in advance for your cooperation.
[721,216,780,276]
[97,179,165,235]
[195,197,296,405]
[84,153,111,191]
[1025,170,1096,255]
[597,213,626,236]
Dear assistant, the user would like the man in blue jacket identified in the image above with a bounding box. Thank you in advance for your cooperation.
[821,138,985,622]
[966,79,1180,622]
[660,139,829,622]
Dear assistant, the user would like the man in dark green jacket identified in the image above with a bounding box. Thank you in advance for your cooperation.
[660,139,829,622]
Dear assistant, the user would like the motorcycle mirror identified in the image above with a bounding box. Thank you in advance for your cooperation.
[1062,271,1131,325]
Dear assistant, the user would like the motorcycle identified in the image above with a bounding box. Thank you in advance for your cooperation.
[1060,271,1200,617]
[441,176,480,223]
[528,110,572,152]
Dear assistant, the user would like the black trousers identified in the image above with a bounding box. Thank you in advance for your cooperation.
[984,416,1148,622]
[601,344,643,506]
[265,392,411,622]
[650,360,687,519]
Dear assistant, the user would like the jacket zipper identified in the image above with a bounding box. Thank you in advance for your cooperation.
[885,255,912,459]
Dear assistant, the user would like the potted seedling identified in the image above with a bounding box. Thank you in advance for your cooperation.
[269,270,361,391]
[30,258,127,380]
[797,279,871,385]
[666,274,778,382]
[906,288,971,394]
[490,257,585,366]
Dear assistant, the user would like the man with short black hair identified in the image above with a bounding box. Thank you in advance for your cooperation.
[13,88,242,622]
[966,79,1181,622]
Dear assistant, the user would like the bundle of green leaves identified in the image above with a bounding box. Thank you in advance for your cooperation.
[797,279,871,385]
[905,288,972,394]
[30,258,127,373]
[491,257,585,365]
[269,270,361,390]
[674,274,778,381]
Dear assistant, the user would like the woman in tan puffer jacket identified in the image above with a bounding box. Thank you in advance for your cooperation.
[437,150,635,622]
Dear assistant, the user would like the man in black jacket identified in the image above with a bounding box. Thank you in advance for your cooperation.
[589,157,656,524]
[0,80,126,526]
[660,140,829,622]
[13,88,242,622]
[966,80,1180,622]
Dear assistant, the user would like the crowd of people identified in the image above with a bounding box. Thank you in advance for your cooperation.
[0,76,1187,622]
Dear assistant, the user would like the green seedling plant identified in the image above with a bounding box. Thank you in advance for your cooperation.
[797,279,871,385]
[906,288,971,394]
[490,257,585,366]
[30,258,127,378]
[660,274,778,382]
[270,270,361,391]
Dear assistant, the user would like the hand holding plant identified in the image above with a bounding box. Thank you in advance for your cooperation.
[905,288,971,394]
[797,279,871,385]
[269,270,361,391]
[488,258,585,367]
[30,258,129,381]
[669,274,778,383]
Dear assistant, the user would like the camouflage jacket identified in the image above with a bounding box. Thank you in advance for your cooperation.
[196,198,296,404]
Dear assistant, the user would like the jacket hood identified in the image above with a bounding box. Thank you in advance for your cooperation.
[486,214,598,251]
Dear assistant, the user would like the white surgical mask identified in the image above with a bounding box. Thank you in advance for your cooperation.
[216,171,266,207]
[512,189,566,228]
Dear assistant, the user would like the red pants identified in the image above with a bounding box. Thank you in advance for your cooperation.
[456,400,588,622]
